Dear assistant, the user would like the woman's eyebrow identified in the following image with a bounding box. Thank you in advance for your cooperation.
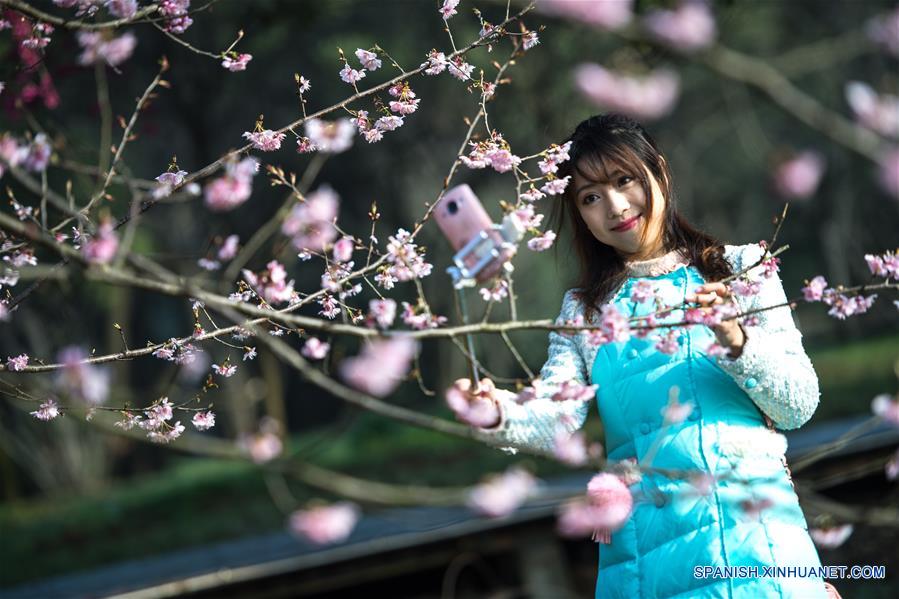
[576,170,625,194]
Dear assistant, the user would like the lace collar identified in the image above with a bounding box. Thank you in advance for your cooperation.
[623,248,690,277]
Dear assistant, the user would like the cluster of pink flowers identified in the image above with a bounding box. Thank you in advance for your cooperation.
[629,280,656,304]
[0,132,52,176]
[6,353,30,371]
[339,337,417,397]
[197,234,240,271]
[243,128,286,152]
[466,466,537,518]
[400,300,447,330]
[864,250,898,279]
[526,230,556,252]
[204,157,259,212]
[82,219,120,264]
[773,150,826,200]
[522,30,540,51]
[30,398,60,421]
[549,380,599,403]
[353,109,405,144]
[584,304,630,346]
[21,22,54,51]
[52,0,102,18]
[461,132,521,173]
[152,168,188,199]
[113,397,187,444]
[439,0,460,20]
[865,5,899,57]
[809,524,854,549]
[512,203,544,230]
[479,278,509,302]
[152,337,199,365]
[237,418,283,463]
[159,0,193,34]
[445,377,502,428]
[321,260,361,299]
[221,52,252,72]
[289,501,360,545]
[211,360,237,377]
[317,293,340,319]
[242,260,295,305]
[381,228,433,284]
[537,141,572,177]
[281,184,339,252]
[301,118,355,154]
[367,298,397,329]
[76,31,137,67]
[642,0,717,52]
[56,346,110,405]
[422,49,449,75]
[105,0,138,19]
[191,410,216,431]
[338,47,381,86]
[553,429,602,466]
[557,472,634,538]
[654,329,681,355]
[574,64,680,122]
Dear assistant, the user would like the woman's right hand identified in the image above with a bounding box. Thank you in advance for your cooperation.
[446,377,503,429]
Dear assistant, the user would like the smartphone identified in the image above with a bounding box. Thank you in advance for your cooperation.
[433,183,514,283]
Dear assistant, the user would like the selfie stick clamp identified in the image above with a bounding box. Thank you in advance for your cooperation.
[446,214,526,383]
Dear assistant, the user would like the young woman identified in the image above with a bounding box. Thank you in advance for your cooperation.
[451,114,840,598]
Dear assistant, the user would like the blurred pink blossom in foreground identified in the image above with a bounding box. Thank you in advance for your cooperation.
[204,157,258,212]
[289,501,360,545]
[56,346,110,405]
[445,377,502,428]
[537,0,633,30]
[879,147,899,199]
[574,64,680,121]
[339,337,417,397]
[845,81,899,138]
[557,472,633,538]
[865,5,899,57]
[304,118,355,154]
[809,524,854,549]
[467,466,538,518]
[773,151,825,200]
[281,184,340,252]
[642,0,717,52]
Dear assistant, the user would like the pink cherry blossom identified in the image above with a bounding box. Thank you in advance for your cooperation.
[810,524,854,549]
[440,0,460,20]
[574,64,680,121]
[31,398,60,421]
[729,277,760,297]
[242,347,257,361]
[375,115,404,131]
[550,380,598,403]
[479,278,509,302]
[211,362,237,377]
[160,0,193,33]
[243,129,286,152]
[522,31,539,51]
[192,410,216,431]
[217,234,240,261]
[333,236,354,262]
[872,393,899,427]
[82,219,119,264]
[22,133,51,172]
[557,499,612,538]
[400,301,447,329]
[865,5,899,57]
[385,228,433,282]
[878,147,899,199]
[845,81,899,138]
[56,346,110,405]
[422,49,447,75]
[540,176,570,196]
[445,377,502,428]
[585,472,634,530]
[629,280,655,303]
[242,260,295,305]
[655,329,681,355]
[77,31,137,67]
[467,466,537,518]
[484,148,521,173]
[240,430,283,463]
[153,169,187,198]
[642,0,717,52]
[222,52,252,72]
[367,298,397,329]
[824,292,877,320]
[204,157,258,212]
[106,0,137,18]
[661,387,693,424]
[340,337,417,397]
[388,98,420,115]
[514,204,544,231]
[773,151,826,199]
[553,429,590,465]
[447,56,474,81]
[339,64,366,85]
[527,230,556,252]
[354,48,381,70]
[281,184,339,251]
[304,118,355,154]
[537,0,633,31]
[289,502,360,545]
[801,275,828,301]
[301,337,331,360]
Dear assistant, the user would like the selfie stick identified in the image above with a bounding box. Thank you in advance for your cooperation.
[446,214,526,384]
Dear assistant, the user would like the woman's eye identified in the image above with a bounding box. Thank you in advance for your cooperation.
[618,176,633,186]
[582,193,600,205]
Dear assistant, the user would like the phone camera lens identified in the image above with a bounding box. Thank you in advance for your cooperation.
[447,200,458,214]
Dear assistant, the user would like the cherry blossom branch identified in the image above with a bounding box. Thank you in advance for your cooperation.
[0,0,160,30]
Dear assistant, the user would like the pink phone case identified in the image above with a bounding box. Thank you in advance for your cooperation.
[433,184,513,283]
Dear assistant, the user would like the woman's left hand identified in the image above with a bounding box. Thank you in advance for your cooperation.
[685,282,746,358]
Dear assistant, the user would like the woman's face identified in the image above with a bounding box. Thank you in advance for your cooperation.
[572,155,668,261]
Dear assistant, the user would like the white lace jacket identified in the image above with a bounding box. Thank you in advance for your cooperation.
[480,243,821,454]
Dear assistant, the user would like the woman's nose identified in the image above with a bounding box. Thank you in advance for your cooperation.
[606,191,631,217]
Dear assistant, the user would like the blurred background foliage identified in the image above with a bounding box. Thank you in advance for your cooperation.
[0,0,897,587]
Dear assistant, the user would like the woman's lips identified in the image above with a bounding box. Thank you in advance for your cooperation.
[612,214,641,232]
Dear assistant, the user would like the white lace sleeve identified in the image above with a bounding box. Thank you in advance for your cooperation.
[477,289,592,454]
[715,244,821,430]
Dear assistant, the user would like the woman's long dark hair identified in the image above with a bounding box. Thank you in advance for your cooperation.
[551,113,733,323]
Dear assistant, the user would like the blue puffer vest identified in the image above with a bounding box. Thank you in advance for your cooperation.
[592,264,828,598]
